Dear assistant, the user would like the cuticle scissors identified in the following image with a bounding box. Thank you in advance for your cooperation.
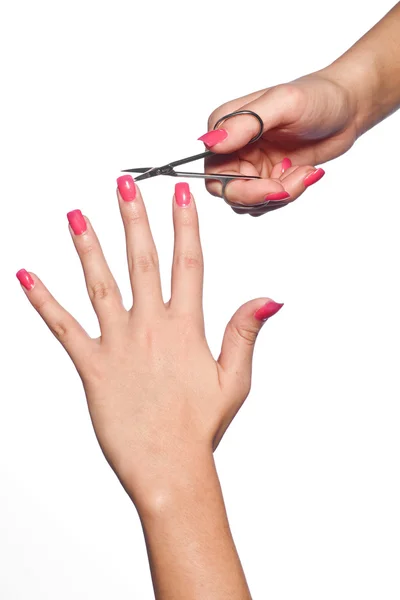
[121,110,285,212]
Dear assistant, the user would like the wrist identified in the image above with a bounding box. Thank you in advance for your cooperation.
[137,451,252,600]
[319,52,380,138]
[125,449,218,519]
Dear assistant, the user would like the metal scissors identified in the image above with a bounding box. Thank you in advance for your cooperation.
[122,109,287,213]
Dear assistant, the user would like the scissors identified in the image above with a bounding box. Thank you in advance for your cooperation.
[122,109,288,213]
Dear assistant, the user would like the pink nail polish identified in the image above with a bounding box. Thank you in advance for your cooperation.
[254,300,284,321]
[198,129,228,148]
[117,175,137,202]
[175,182,191,207]
[281,157,292,172]
[67,209,87,235]
[265,191,290,201]
[16,269,34,290]
[304,168,325,188]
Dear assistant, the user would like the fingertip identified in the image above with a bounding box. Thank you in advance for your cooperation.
[174,182,191,207]
[199,111,264,153]
[16,269,35,291]
[254,300,284,322]
[281,157,292,173]
[304,168,325,188]
[265,191,290,201]
[67,209,87,236]
[198,129,228,149]
[117,174,137,202]
[280,165,325,200]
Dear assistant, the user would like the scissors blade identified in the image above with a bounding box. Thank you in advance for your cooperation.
[121,168,152,173]
[130,167,162,182]
[121,150,216,181]
[167,150,214,169]
[173,171,262,181]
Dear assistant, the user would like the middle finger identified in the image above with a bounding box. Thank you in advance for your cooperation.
[116,176,164,312]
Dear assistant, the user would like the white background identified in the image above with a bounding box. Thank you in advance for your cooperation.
[1,1,399,598]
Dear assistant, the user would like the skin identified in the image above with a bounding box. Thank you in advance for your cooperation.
[204,2,400,216]
[17,6,400,596]
[19,184,281,599]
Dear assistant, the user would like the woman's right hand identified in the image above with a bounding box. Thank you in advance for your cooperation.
[16,178,282,515]
[200,68,358,216]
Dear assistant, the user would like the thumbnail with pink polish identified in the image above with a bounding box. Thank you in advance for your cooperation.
[198,129,228,148]
[281,157,292,172]
[175,182,191,207]
[67,209,87,235]
[16,269,34,290]
[304,168,325,188]
[254,300,284,321]
[117,175,137,202]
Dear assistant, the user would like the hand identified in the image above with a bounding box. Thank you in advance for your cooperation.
[200,69,358,216]
[16,178,283,512]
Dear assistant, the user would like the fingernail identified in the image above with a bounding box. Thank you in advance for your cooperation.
[281,157,292,172]
[16,269,34,291]
[175,182,191,207]
[198,129,228,148]
[265,191,290,202]
[254,300,284,321]
[67,209,87,235]
[304,168,325,188]
[117,174,137,202]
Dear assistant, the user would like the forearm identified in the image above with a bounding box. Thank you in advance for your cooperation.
[322,3,400,136]
[137,453,252,600]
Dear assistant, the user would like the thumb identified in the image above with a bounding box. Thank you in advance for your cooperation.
[218,298,284,388]
[200,87,288,154]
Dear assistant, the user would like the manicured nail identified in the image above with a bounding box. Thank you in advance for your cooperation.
[198,129,228,148]
[304,168,325,188]
[281,157,292,172]
[265,191,290,202]
[117,174,137,202]
[175,182,191,207]
[254,300,284,321]
[67,209,87,235]
[16,269,34,291]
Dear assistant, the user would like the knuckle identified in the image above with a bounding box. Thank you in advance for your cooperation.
[80,351,105,385]
[79,242,95,257]
[32,295,71,342]
[125,210,141,226]
[176,313,201,336]
[52,321,68,340]
[208,102,231,129]
[34,296,50,313]
[229,322,259,346]
[89,280,114,301]
[205,181,222,196]
[208,110,218,129]
[174,250,203,271]
[132,252,159,273]
[276,83,304,108]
